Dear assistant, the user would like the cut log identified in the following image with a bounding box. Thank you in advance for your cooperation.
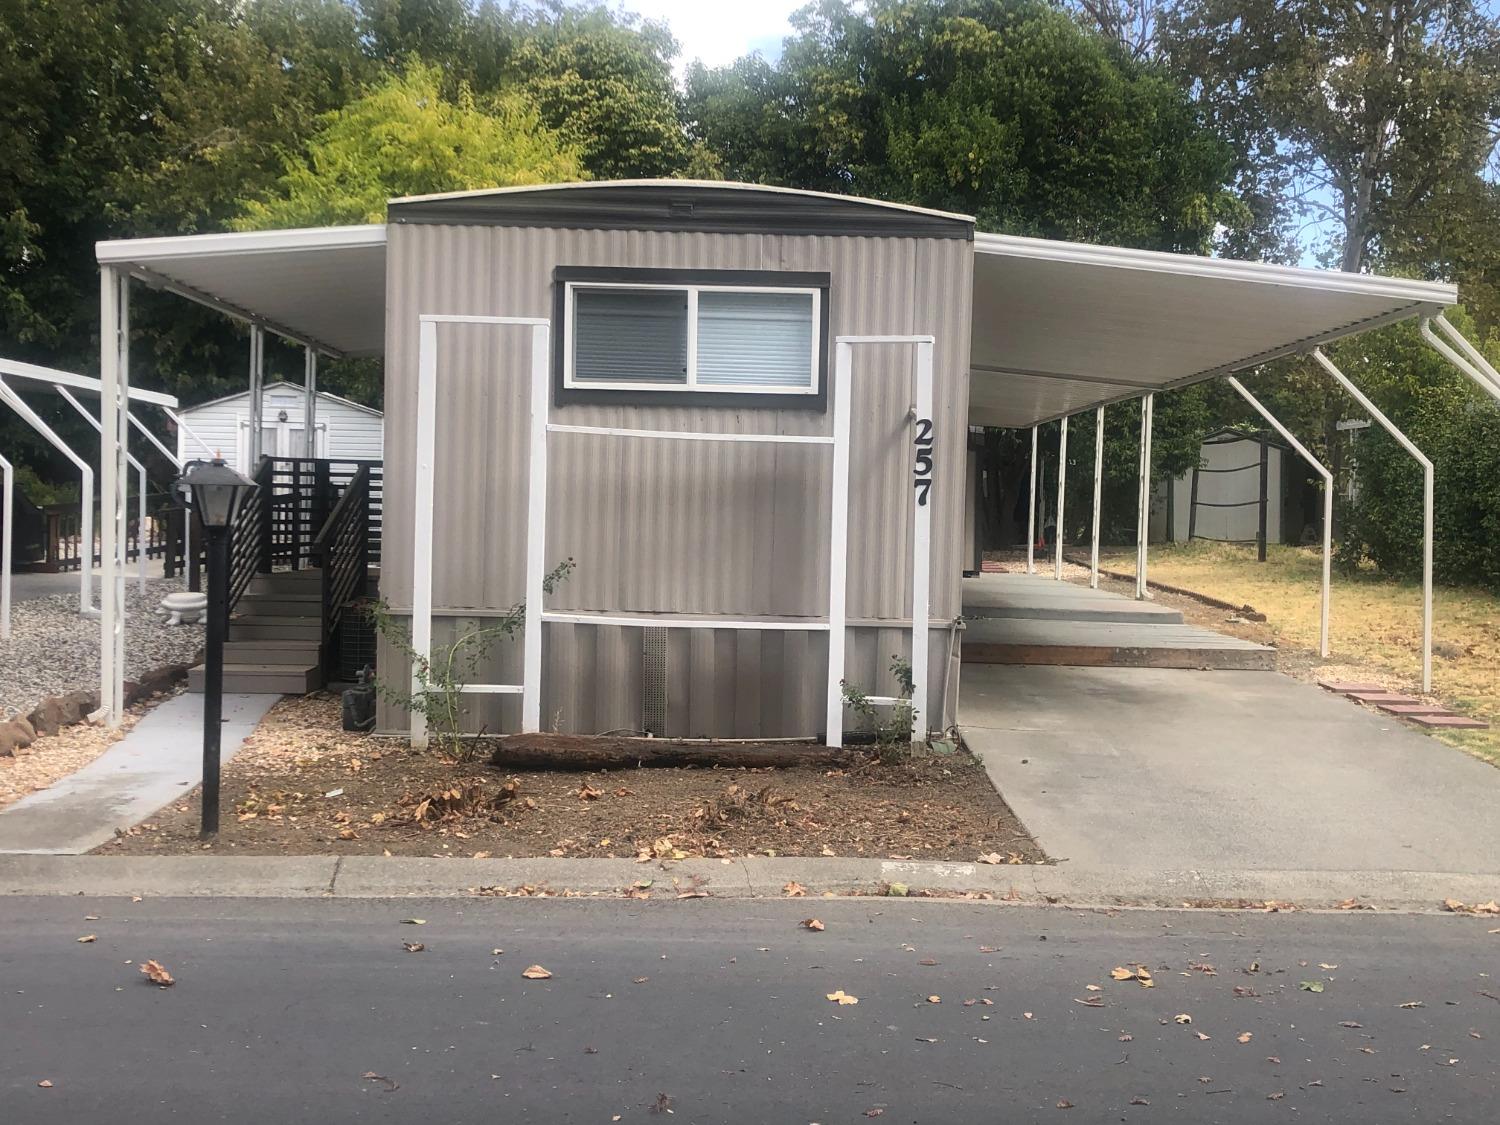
[486,733,850,772]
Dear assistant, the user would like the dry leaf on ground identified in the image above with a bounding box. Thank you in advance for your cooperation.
[783,881,806,897]
[400,918,426,925]
[826,989,859,1005]
[1173,1013,1193,1024]
[802,918,825,931]
[1237,1032,1253,1043]
[140,959,174,986]
[38,1080,54,1088]
[403,942,425,953]
[522,965,553,980]
[1111,965,1153,987]
[77,934,96,943]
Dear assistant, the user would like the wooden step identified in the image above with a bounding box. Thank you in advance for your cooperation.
[188,662,320,695]
[228,615,322,641]
[222,639,321,665]
[237,592,321,617]
[246,569,323,594]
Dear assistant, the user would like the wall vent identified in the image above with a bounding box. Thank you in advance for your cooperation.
[641,627,668,735]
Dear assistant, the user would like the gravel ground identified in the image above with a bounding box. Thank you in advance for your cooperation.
[0,577,203,720]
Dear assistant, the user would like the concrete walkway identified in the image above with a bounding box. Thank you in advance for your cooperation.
[961,664,1500,877]
[0,692,277,855]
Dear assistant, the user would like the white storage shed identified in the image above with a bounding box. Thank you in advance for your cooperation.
[175,381,383,471]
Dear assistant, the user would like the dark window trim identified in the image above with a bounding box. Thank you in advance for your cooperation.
[552,266,831,412]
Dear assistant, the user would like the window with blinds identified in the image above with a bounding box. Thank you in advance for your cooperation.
[564,280,821,397]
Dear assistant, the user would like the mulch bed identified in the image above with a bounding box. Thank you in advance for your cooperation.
[96,696,1046,863]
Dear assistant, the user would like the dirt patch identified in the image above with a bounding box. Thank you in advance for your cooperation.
[96,695,1047,862]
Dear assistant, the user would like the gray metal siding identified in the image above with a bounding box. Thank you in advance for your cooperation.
[377,222,972,737]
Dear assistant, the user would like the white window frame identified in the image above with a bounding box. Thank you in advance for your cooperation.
[561,281,823,396]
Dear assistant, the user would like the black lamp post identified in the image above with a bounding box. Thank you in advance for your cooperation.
[178,457,257,838]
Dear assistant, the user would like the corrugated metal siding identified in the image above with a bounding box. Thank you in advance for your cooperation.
[377,222,972,737]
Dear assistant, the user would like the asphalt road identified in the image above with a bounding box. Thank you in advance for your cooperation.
[2,898,1497,1123]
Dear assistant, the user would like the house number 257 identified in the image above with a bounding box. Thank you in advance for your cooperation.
[913,417,935,506]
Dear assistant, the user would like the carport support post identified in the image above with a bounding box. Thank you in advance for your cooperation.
[247,325,265,466]
[1026,425,1037,573]
[520,322,549,734]
[0,453,11,640]
[1135,393,1153,599]
[303,346,318,457]
[1312,348,1432,692]
[98,266,123,724]
[56,386,148,593]
[1226,377,1332,658]
[911,339,933,738]
[1090,406,1103,589]
[410,319,438,749]
[0,379,96,619]
[1053,415,1068,580]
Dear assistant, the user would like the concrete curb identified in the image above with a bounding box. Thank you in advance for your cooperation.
[2,854,1495,913]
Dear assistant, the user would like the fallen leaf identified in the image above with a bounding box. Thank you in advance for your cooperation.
[1118,1034,1133,1042]
[977,852,1005,864]
[577,783,603,801]
[491,948,504,956]
[362,1071,398,1092]
[927,995,942,1004]
[864,1110,885,1118]
[1267,1092,1284,1101]
[886,882,909,897]
[1299,980,1325,993]
[676,890,709,899]
[400,918,426,926]
[1238,1032,1253,1043]
[1340,1021,1363,1028]
[37,1080,53,1088]
[650,1092,673,1115]
[403,942,425,953]
[522,965,553,980]
[1073,997,1105,1007]
[918,958,939,966]
[633,977,650,984]
[1056,1098,1074,1109]
[783,881,807,897]
[77,934,97,944]
[1398,1001,1424,1009]
[1023,1011,1034,1020]
[802,918,826,932]
[1084,984,1102,992]
[1111,965,1154,987]
[1130,1097,1149,1106]
[1174,1013,1193,1025]
[826,990,859,1006]
[140,959,174,986]
[1318,963,1339,970]
[1195,1031,1212,1041]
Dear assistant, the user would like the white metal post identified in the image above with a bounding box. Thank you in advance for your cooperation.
[1054,414,1068,580]
[0,453,11,641]
[825,341,854,748]
[1227,377,1333,658]
[303,346,318,457]
[247,325,265,466]
[1026,424,1038,573]
[56,386,149,593]
[1090,406,1104,589]
[410,319,438,748]
[1135,393,1153,599]
[0,379,96,618]
[521,323,549,734]
[112,274,131,717]
[98,268,120,721]
[911,340,934,738]
[1312,348,1433,691]
[1422,315,1500,404]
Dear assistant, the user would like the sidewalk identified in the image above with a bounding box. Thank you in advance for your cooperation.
[0,692,277,854]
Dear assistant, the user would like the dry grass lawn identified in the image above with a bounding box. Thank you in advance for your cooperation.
[1092,541,1500,764]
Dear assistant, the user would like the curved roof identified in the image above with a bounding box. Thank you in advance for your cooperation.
[387,179,975,239]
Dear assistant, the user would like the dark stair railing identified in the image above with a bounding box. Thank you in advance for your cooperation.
[225,457,274,625]
[311,465,371,683]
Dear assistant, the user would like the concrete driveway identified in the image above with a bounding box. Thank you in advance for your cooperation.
[961,664,1500,879]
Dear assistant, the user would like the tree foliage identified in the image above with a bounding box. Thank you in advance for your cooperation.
[234,63,583,228]
[686,0,1247,252]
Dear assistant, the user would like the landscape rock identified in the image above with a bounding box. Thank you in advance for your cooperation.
[0,717,37,757]
[27,697,69,737]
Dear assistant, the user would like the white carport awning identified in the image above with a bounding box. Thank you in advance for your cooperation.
[96,225,387,358]
[969,232,1457,428]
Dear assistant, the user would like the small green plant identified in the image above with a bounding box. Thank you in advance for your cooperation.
[370,558,574,759]
[840,653,919,763]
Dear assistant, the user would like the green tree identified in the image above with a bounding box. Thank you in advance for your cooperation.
[686,0,1246,252]
[233,62,583,228]
[1162,0,1500,274]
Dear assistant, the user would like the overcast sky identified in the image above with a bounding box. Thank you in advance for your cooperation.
[614,0,803,74]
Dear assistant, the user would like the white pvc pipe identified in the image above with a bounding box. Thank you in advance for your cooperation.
[1423,315,1500,404]
[1312,348,1433,691]
[1026,425,1038,573]
[1135,393,1153,599]
[1,452,12,640]
[1227,377,1333,658]
[1090,406,1104,589]
[1054,415,1068,580]
[0,378,96,617]
[56,386,148,592]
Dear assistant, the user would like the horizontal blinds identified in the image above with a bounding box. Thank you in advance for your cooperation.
[573,289,688,384]
[696,292,815,388]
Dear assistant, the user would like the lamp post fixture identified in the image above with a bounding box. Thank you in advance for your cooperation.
[178,456,257,838]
